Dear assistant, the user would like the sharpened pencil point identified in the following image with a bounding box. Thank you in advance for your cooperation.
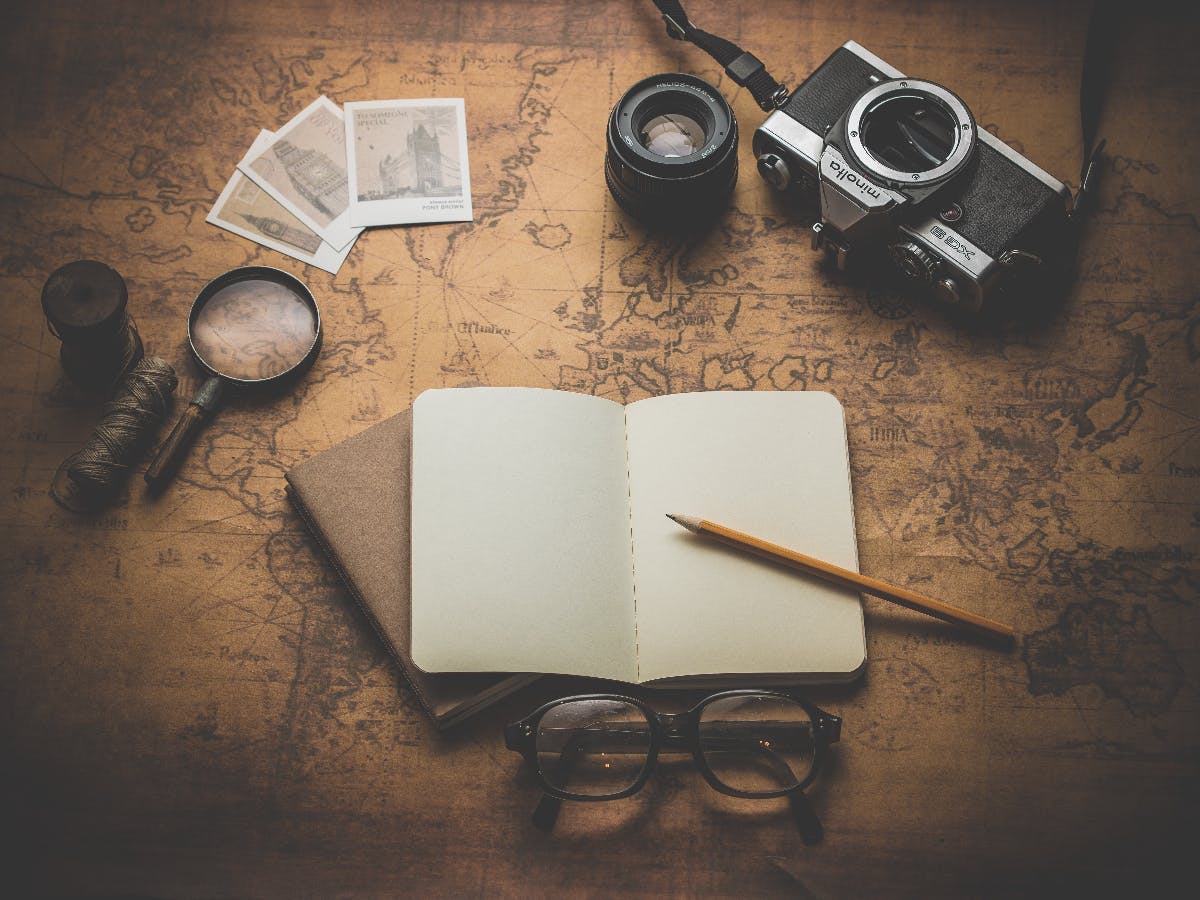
[666,513,701,533]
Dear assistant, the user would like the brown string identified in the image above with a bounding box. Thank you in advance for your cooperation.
[51,356,179,511]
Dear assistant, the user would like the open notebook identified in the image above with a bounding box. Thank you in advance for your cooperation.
[410,388,866,685]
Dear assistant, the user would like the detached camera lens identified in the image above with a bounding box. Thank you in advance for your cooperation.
[605,74,738,227]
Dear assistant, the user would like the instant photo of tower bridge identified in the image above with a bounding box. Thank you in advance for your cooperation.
[362,107,462,201]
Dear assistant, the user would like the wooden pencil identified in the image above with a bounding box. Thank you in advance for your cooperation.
[667,514,1015,643]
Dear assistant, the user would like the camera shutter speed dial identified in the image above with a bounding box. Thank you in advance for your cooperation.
[889,241,940,282]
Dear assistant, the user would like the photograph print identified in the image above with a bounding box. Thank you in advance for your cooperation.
[207,130,355,275]
[236,96,363,251]
[345,98,473,227]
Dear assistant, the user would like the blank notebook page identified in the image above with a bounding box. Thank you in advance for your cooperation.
[625,390,865,683]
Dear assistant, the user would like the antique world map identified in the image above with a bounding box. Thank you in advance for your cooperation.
[1,2,1196,895]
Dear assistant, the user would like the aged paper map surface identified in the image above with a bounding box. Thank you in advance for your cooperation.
[1,1,1196,896]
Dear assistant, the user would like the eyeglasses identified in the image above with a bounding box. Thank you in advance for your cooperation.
[504,690,841,842]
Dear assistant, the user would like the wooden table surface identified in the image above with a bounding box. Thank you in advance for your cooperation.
[2,1,1197,896]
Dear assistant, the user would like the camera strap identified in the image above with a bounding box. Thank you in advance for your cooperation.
[1071,0,1118,224]
[652,0,789,111]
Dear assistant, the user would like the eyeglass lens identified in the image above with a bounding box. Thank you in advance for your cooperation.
[536,698,652,797]
[698,694,815,795]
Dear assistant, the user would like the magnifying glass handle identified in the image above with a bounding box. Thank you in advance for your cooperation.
[145,376,224,491]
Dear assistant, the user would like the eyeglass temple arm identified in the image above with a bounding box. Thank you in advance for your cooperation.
[693,719,818,752]
[723,720,827,844]
[529,724,663,831]
[701,723,826,843]
[789,790,824,845]
[531,727,599,832]
[535,720,820,753]
[504,720,569,831]
[532,792,562,831]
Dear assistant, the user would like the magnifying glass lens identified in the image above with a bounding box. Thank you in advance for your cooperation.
[145,267,321,492]
[192,279,319,381]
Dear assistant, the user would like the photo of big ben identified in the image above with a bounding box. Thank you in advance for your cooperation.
[272,139,349,218]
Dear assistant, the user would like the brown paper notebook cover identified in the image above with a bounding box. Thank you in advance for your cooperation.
[285,409,538,730]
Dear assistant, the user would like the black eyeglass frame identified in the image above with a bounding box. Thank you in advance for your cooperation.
[503,689,842,803]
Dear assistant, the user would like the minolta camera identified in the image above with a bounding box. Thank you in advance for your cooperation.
[753,42,1073,313]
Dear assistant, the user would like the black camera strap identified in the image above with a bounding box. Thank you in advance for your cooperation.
[1072,0,1118,224]
[652,0,789,111]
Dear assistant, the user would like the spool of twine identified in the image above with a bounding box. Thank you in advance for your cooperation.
[41,259,144,391]
[51,356,179,512]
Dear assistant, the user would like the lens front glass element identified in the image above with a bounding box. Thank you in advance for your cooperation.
[860,92,958,173]
[536,699,652,798]
[639,113,707,158]
[699,694,815,795]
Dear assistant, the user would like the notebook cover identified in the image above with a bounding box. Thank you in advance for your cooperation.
[285,409,538,729]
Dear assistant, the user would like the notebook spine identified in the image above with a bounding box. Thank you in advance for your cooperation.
[622,406,641,684]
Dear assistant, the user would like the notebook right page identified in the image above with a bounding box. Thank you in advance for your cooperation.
[624,390,865,683]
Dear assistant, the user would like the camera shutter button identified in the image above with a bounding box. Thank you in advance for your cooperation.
[889,242,940,283]
[756,153,791,191]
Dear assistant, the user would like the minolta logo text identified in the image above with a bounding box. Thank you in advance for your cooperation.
[827,159,881,200]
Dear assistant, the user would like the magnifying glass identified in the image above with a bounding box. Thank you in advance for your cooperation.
[146,266,322,490]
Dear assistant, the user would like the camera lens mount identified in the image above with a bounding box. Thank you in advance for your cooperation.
[605,73,738,227]
[844,79,975,188]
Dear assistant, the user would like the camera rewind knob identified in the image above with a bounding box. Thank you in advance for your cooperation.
[889,242,940,283]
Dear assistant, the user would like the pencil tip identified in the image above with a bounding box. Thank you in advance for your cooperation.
[666,513,701,532]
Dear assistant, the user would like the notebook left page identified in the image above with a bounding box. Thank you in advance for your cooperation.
[409,387,638,681]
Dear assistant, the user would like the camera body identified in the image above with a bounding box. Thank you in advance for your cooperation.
[752,42,1072,314]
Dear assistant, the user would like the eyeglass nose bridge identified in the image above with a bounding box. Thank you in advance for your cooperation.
[655,711,693,750]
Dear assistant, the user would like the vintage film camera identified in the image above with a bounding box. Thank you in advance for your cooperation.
[604,1,1101,317]
[752,42,1073,314]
